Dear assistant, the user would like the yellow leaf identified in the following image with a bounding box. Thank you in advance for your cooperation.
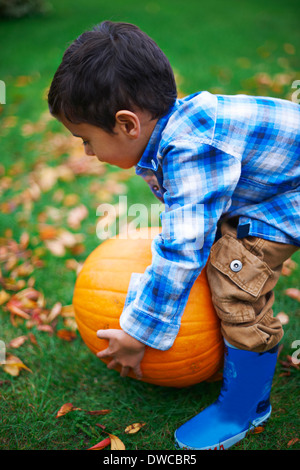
[3,354,32,376]
[0,290,10,306]
[124,422,146,434]
[108,433,125,450]
[61,305,75,317]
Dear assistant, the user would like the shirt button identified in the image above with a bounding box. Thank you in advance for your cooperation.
[230,260,243,272]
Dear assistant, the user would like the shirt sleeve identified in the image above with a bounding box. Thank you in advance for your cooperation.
[119,142,241,350]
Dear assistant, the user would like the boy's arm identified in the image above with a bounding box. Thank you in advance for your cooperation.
[120,143,241,347]
[97,143,241,376]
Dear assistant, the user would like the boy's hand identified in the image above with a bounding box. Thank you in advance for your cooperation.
[96,329,145,379]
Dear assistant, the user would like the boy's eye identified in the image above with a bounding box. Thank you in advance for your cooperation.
[82,140,89,146]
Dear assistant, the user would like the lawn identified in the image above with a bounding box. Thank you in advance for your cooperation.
[0,0,299,451]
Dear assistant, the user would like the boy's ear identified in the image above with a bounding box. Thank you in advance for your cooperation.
[115,110,140,139]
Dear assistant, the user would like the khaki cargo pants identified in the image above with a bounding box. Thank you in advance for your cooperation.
[206,218,299,352]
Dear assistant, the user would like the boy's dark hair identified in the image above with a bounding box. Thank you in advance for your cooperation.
[48,21,177,133]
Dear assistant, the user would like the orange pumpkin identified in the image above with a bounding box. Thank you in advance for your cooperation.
[73,227,224,388]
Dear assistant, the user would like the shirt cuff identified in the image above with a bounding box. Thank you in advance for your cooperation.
[119,272,180,350]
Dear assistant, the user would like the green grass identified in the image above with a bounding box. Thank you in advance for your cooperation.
[0,0,300,451]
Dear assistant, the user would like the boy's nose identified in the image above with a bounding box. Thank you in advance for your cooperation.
[84,145,95,156]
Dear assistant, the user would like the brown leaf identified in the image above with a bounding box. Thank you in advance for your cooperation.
[39,225,59,240]
[6,301,31,320]
[56,402,78,418]
[65,258,80,271]
[287,438,300,447]
[285,288,300,302]
[36,324,54,334]
[251,426,265,434]
[19,232,30,249]
[2,353,32,376]
[88,437,111,450]
[56,329,76,341]
[8,335,28,348]
[16,287,40,301]
[95,423,106,430]
[124,422,146,434]
[85,409,111,416]
[28,332,39,346]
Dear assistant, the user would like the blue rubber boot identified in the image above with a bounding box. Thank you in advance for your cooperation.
[174,341,279,450]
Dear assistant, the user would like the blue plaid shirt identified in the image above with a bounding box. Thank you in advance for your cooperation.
[120,91,300,350]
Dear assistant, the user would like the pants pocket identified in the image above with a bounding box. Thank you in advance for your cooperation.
[206,234,273,324]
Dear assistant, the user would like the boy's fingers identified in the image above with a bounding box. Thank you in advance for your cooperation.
[133,364,143,380]
[97,329,115,339]
[107,359,118,370]
[120,366,130,377]
[96,348,111,359]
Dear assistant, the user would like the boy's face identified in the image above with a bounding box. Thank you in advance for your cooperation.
[60,111,156,170]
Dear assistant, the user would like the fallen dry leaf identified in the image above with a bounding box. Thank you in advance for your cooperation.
[276,312,289,325]
[63,317,78,331]
[108,433,126,450]
[285,288,300,302]
[251,426,265,434]
[36,324,54,334]
[282,258,298,276]
[56,402,109,420]
[56,402,82,418]
[85,409,111,416]
[287,437,299,447]
[0,290,10,305]
[56,329,77,341]
[67,204,88,229]
[124,422,146,434]
[88,437,111,450]
[46,302,62,323]
[44,239,66,257]
[8,335,28,348]
[2,353,32,376]
[60,305,75,317]
[6,300,31,320]
[39,225,59,240]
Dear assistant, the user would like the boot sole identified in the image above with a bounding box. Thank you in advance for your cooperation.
[174,407,272,450]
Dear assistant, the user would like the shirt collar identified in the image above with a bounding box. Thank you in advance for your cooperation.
[136,102,177,171]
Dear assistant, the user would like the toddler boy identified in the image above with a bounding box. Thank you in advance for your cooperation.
[48,21,300,450]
